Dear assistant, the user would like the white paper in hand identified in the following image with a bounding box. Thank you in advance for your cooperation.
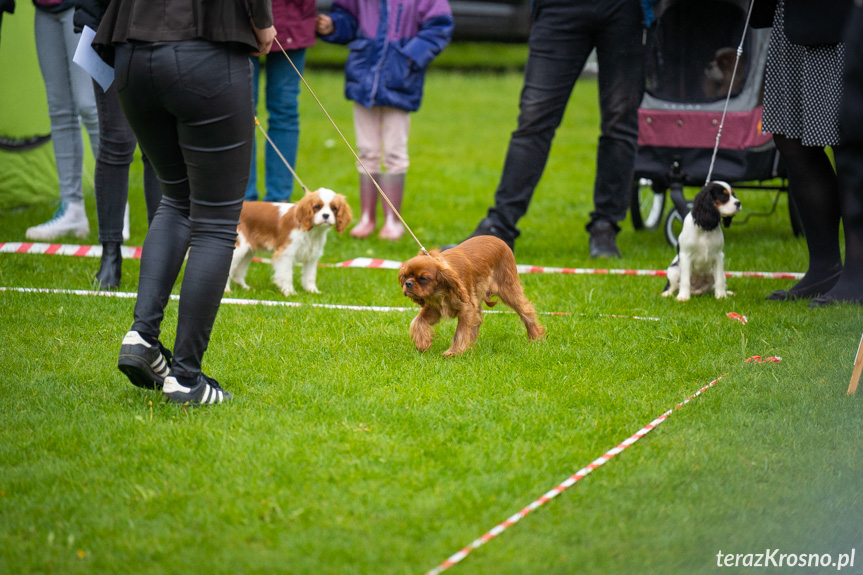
[73,25,114,91]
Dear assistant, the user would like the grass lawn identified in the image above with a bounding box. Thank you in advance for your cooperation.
[1,47,862,574]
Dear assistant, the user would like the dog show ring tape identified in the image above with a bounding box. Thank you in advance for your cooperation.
[425,376,725,575]
[0,242,804,280]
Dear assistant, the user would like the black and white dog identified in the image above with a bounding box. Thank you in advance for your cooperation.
[662,181,742,301]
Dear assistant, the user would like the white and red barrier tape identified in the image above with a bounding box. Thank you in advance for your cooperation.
[0,286,663,321]
[426,376,727,575]
[0,287,650,320]
[0,242,804,280]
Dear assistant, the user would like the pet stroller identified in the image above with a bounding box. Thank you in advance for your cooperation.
[630,0,802,246]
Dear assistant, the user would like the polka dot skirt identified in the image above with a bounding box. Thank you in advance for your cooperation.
[762,0,845,147]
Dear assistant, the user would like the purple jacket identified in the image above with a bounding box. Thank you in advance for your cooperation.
[320,0,453,112]
[271,0,317,51]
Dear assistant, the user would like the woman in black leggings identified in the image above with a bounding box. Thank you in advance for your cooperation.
[95,0,276,404]
[760,0,851,303]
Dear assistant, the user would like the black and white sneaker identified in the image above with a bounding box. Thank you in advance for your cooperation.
[162,373,232,405]
[117,331,173,389]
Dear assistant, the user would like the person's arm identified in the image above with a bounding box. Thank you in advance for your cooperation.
[251,22,277,55]
[245,0,275,55]
[316,2,358,44]
[73,0,105,33]
[400,7,453,70]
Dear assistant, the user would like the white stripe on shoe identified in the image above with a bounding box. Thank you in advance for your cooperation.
[122,331,152,348]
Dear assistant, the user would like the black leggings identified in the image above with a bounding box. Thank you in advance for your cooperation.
[116,40,254,380]
[772,134,842,285]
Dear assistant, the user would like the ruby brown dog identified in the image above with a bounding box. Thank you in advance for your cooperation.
[398,235,546,356]
[226,188,352,297]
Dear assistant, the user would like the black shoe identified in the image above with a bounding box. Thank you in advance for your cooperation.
[442,217,516,252]
[117,331,173,389]
[94,242,122,290]
[163,373,232,405]
[589,220,621,259]
[765,269,842,301]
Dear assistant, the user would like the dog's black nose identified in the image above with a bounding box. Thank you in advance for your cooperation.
[734,200,741,208]
[405,280,414,289]
[322,213,330,220]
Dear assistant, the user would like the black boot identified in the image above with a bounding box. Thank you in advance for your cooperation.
[94,242,123,290]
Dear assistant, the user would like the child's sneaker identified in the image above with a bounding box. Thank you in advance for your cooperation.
[163,373,232,405]
[117,331,173,389]
[25,201,90,240]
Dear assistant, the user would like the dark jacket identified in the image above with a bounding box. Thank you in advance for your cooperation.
[73,0,106,33]
[751,0,853,45]
[319,0,453,112]
[93,0,273,54]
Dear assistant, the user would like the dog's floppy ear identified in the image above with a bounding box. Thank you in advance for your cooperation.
[691,184,721,230]
[294,194,315,231]
[436,259,470,304]
[334,194,353,233]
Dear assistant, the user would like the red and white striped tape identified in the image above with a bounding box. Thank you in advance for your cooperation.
[0,241,143,259]
[425,376,725,575]
[0,242,804,280]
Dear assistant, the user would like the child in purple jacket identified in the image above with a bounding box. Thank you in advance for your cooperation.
[316,0,453,240]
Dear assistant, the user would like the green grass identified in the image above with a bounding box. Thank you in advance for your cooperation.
[1,62,862,575]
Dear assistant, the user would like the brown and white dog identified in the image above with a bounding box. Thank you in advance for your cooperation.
[702,47,745,100]
[398,235,546,356]
[226,188,352,297]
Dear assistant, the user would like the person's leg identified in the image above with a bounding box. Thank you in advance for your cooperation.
[160,42,254,385]
[814,6,863,306]
[60,7,99,158]
[351,103,383,238]
[116,44,196,345]
[93,80,137,288]
[479,1,594,247]
[141,154,161,225]
[246,56,262,201]
[28,8,90,239]
[767,134,843,300]
[588,0,646,257]
[263,49,305,201]
[114,43,191,389]
[379,107,410,240]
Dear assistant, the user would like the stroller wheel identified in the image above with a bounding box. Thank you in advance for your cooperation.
[664,203,691,248]
[630,179,666,231]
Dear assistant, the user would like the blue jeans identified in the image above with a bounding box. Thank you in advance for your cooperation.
[246,48,306,202]
[34,7,99,204]
[484,0,646,240]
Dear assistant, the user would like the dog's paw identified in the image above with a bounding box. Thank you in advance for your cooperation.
[279,288,297,297]
[676,294,690,302]
[661,290,673,298]
[304,286,321,294]
[715,290,733,299]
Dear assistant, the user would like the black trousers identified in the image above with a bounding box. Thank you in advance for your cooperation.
[485,0,647,240]
[834,4,863,288]
[116,40,254,380]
